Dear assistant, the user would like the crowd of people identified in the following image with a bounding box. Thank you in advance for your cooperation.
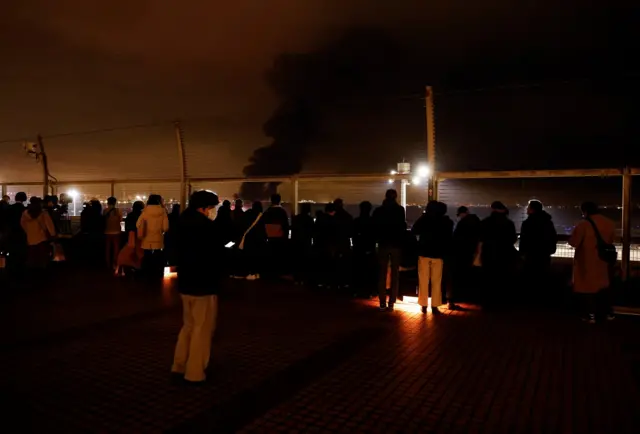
[0,188,618,382]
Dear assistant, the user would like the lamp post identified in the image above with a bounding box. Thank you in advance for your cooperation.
[390,163,430,209]
[68,190,79,216]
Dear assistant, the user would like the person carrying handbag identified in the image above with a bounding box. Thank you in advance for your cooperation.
[20,197,57,270]
[569,201,617,323]
[238,201,266,280]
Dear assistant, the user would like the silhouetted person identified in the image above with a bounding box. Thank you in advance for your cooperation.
[569,201,616,323]
[332,198,353,289]
[352,201,376,297]
[452,206,481,304]
[216,200,233,244]
[166,204,181,266]
[372,189,406,311]
[519,200,557,301]
[232,199,246,242]
[117,201,145,275]
[7,192,28,272]
[125,201,145,234]
[412,201,454,314]
[44,195,62,235]
[314,203,339,288]
[262,193,289,278]
[0,195,11,256]
[172,190,225,384]
[291,203,314,285]
[104,196,123,271]
[137,194,169,280]
[480,201,518,309]
[21,197,56,272]
[240,201,266,280]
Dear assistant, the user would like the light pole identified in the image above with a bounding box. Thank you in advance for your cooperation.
[389,163,430,209]
[68,190,79,216]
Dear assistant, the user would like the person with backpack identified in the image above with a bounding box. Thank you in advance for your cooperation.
[104,196,123,272]
[261,194,289,279]
[238,201,266,280]
[569,201,616,323]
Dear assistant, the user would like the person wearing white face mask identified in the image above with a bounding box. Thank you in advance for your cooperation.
[171,190,225,384]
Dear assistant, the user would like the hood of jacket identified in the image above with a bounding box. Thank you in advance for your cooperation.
[528,210,552,221]
[142,204,166,218]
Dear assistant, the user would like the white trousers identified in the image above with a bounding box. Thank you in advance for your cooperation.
[418,257,444,308]
[172,294,218,382]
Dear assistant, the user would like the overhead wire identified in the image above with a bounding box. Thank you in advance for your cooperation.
[0,75,635,144]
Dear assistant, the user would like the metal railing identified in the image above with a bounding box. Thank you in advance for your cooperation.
[1,167,637,280]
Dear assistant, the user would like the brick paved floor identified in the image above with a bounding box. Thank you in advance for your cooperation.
[1,270,639,433]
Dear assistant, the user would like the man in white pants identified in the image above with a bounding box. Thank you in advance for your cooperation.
[411,201,454,314]
[171,190,225,384]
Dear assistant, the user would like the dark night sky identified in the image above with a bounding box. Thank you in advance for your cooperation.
[0,1,637,203]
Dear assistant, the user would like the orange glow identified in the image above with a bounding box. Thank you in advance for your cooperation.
[164,266,177,279]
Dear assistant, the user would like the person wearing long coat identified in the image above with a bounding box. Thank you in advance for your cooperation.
[568,202,616,323]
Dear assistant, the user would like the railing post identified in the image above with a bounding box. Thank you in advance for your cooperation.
[621,167,632,281]
[291,177,299,216]
[174,121,187,211]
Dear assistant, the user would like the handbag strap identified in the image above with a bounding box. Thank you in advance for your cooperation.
[585,217,606,247]
[239,212,262,249]
[36,214,52,240]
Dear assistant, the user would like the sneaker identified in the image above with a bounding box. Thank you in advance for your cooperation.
[431,307,441,315]
[379,304,387,312]
[448,303,459,310]
[388,304,395,312]
[582,314,596,324]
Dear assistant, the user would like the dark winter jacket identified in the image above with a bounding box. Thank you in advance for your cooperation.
[519,210,557,257]
[291,213,314,248]
[411,213,454,259]
[453,214,481,261]
[262,206,289,239]
[480,212,518,266]
[313,213,339,251]
[372,200,406,248]
[176,208,227,296]
[353,215,376,253]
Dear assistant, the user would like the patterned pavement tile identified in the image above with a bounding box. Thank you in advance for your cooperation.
[1,271,639,433]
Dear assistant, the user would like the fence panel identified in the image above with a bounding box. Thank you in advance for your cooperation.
[437,176,639,262]
[5,185,46,201]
